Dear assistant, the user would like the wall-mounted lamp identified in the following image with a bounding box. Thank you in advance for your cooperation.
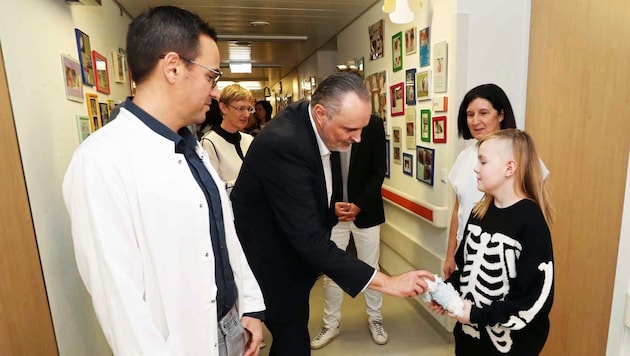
[382,0,416,24]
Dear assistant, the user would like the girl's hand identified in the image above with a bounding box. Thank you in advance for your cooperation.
[448,300,472,324]
[428,300,446,315]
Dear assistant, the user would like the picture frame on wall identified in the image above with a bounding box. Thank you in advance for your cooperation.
[369,19,384,60]
[416,70,431,101]
[356,56,365,78]
[385,139,390,178]
[75,28,95,86]
[61,54,83,102]
[390,82,404,116]
[420,109,431,142]
[112,51,126,83]
[419,27,430,67]
[405,68,416,106]
[365,71,388,124]
[416,145,435,186]
[99,102,110,126]
[92,50,110,94]
[402,153,413,176]
[433,41,448,93]
[392,126,402,165]
[392,31,403,72]
[86,93,101,131]
[76,115,92,143]
[433,115,447,143]
[405,110,416,149]
[404,27,417,55]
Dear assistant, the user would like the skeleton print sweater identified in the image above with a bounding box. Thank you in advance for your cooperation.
[447,199,554,355]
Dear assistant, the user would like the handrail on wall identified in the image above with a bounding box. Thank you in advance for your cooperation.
[381,186,449,228]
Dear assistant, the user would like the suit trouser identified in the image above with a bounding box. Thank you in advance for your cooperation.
[322,221,383,328]
[265,299,311,356]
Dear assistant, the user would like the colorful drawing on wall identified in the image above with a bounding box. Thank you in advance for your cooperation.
[419,27,430,67]
[406,110,416,149]
[365,71,388,131]
[61,54,83,102]
[76,115,92,142]
[403,153,413,176]
[86,93,101,132]
[433,41,448,93]
[390,82,404,117]
[416,145,435,186]
[392,126,402,165]
[93,50,110,95]
[405,68,416,106]
[433,115,447,143]
[392,31,403,72]
[75,28,95,86]
[404,27,417,55]
[112,51,126,83]
[369,19,384,60]
[416,70,431,101]
[420,109,431,142]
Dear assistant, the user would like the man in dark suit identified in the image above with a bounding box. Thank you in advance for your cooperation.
[310,113,389,350]
[231,72,433,356]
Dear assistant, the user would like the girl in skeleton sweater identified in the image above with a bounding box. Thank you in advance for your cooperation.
[439,129,555,355]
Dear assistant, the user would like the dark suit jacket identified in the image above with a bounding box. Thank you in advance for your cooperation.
[331,114,386,228]
[231,100,374,322]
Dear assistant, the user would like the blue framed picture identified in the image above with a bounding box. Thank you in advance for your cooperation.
[402,153,413,176]
[416,145,434,185]
[405,68,416,106]
[419,27,430,67]
[385,139,390,178]
[75,28,95,86]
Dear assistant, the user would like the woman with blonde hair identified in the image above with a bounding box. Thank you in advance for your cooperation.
[201,83,255,194]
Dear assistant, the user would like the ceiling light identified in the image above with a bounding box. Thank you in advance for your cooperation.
[218,81,263,91]
[217,34,308,42]
[383,0,415,24]
[249,21,269,27]
[229,61,252,74]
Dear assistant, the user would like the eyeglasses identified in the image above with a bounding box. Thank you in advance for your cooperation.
[228,103,255,114]
[159,54,222,88]
[180,57,222,88]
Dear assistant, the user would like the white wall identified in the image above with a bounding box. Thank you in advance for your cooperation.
[607,151,630,356]
[0,0,130,353]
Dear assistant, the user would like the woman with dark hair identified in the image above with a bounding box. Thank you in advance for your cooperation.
[245,100,273,136]
[444,83,549,279]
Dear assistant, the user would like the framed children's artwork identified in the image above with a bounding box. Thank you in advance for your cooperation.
[107,99,116,112]
[112,51,126,83]
[405,68,416,106]
[419,27,430,67]
[420,109,431,142]
[61,54,83,102]
[393,146,402,165]
[402,153,413,176]
[99,102,110,126]
[433,115,447,143]
[369,20,384,60]
[390,82,404,116]
[86,93,101,131]
[392,126,402,165]
[404,27,417,55]
[433,41,448,93]
[76,115,92,143]
[385,139,390,178]
[365,71,388,122]
[416,70,431,101]
[75,29,95,86]
[405,110,416,149]
[392,31,403,72]
[416,145,435,186]
[92,51,110,94]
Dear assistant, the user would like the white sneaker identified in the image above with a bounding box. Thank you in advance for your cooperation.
[368,320,389,345]
[310,326,340,350]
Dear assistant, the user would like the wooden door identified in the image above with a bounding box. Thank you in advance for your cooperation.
[526,1,630,354]
[0,45,58,354]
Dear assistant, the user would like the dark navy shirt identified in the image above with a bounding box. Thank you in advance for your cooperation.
[124,99,237,318]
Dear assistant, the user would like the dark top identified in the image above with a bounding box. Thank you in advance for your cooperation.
[448,199,554,355]
[231,100,375,322]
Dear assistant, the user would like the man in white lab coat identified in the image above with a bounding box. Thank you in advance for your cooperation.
[62,6,265,355]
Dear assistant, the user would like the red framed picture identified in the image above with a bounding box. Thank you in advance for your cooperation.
[433,115,447,143]
[390,82,404,116]
[92,50,110,94]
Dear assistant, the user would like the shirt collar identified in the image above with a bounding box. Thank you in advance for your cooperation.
[124,98,197,153]
[308,104,330,157]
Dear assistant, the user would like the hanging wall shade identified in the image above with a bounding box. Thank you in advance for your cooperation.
[383,0,415,24]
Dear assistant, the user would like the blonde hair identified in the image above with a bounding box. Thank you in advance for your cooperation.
[472,129,555,225]
[219,83,253,105]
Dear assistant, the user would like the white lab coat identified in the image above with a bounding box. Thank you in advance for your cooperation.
[63,108,265,355]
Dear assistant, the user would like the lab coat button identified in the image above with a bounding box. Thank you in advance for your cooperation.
[211,299,216,303]
[178,159,182,164]
[199,203,203,208]
[205,252,209,257]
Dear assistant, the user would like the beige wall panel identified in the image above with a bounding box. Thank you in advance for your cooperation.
[0,47,58,354]
[527,1,630,355]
